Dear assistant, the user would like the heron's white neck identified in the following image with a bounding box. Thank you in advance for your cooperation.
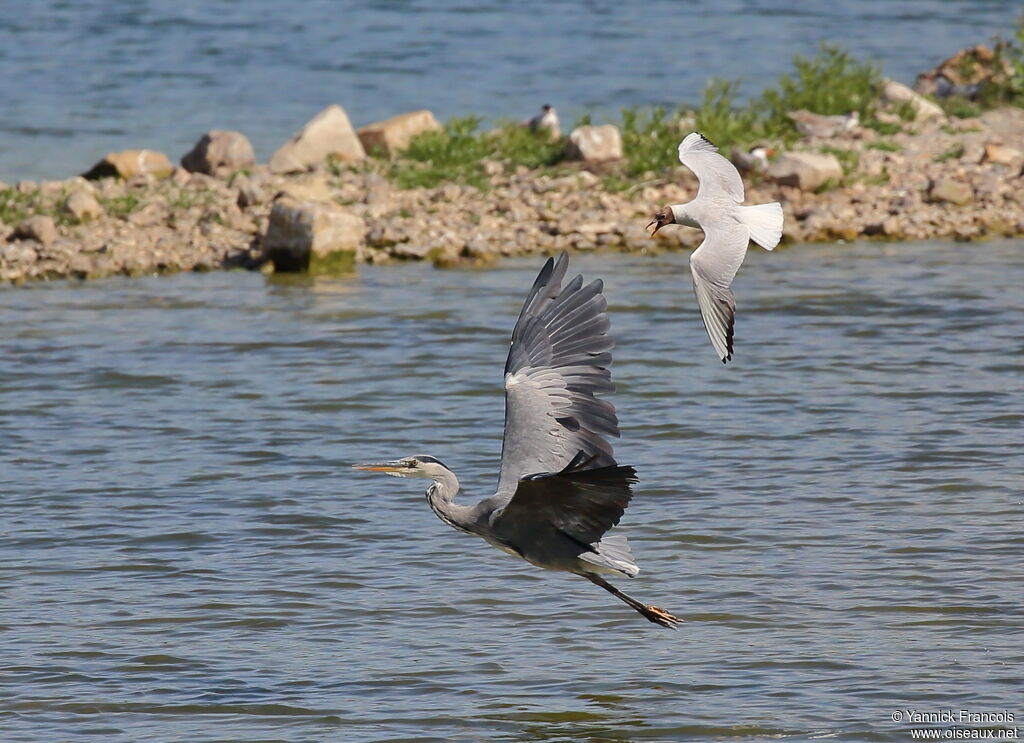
[670,203,700,229]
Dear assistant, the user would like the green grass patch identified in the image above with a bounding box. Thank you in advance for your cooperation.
[167,187,216,212]
[628,44,883,156]
[863,117,903,135]
[933,16,1024,116]
[101,193,142,219]
[390,117,491,189]
[868,140,901,152]
[856,169,891,186]
[819,145,860,175]
[488,122,567,169]
[935,143,965,162]
[814,177,841,194]
[757,43,881,137]
[618,106,686,177]
[0,187,40,225]
[389,116,566,189]
[892,100,918,122]
[692,80,761,150]
[937,95,984,118]
[226,169,252,187]
[0,186,80,227]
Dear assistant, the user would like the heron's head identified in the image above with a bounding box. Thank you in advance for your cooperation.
[646,205,676,236]
[352,455,450,479]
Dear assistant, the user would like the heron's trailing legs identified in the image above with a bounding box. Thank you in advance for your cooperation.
[584,574,680,629]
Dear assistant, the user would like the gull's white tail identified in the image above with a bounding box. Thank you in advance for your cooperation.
[740,202,784,250]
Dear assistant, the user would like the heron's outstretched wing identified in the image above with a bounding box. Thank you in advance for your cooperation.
[495,252,617,498]
[491,452,636,548]
[690,220,750,363]
[678,132,745,203]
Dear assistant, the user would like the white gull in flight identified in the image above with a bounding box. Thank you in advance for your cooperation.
[647,132,784,363]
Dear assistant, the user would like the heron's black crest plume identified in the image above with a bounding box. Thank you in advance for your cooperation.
[415,455,449,468]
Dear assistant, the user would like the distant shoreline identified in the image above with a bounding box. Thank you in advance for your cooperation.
[4,105,1024,285]
[3,40,1024,283]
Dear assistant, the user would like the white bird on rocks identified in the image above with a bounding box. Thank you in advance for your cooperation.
[527,104,561,139]
[647,132,784,363]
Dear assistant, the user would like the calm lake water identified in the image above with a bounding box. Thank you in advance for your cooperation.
[0,0,1021,180]
[1,240,1022,742]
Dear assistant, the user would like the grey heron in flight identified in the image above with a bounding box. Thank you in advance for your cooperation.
[354,252,678,628]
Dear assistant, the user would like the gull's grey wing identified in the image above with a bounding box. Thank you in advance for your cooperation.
[491,452,637,554]
[678,132,745,203]
[495,252,617,498]
[690,220,751,363]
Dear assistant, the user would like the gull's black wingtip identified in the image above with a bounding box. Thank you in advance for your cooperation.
[695,130,717,149]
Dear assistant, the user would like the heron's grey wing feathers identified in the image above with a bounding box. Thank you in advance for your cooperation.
[496,252,618,498]
[491,457,637,548]
[690,220,751,363]
[678,132,745,203]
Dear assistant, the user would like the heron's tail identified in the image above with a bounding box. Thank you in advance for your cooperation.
[580,533,638,578]
[740,202,784,250]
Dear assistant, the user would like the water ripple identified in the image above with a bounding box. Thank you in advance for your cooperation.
[1,241,1022,742]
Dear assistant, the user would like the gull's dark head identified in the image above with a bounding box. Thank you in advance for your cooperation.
[541,104,553,113]
[646,205,676,236]
[352,455,450,480]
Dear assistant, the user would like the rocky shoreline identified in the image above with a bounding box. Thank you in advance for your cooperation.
[2,101,1023,284]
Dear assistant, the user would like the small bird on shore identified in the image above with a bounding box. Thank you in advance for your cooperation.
[354,252,678,628]
[647,132,784,363]
[527,104,561,139]
[730,144,774,173]
[787,109,859,138]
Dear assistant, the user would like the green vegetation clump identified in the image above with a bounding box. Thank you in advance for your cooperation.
[0,187,39,225]
[863,118,903,135]
[856,169,891,186]
[618,106,685,177]
[757,44,882,136]
[937,95,985,118]
[935,143,965,162]
[934,16,1024,116]
[818,145,860,175]
[101,193,142,219]
[0,186,79,227]
[389,116,491,189]
[388,116,564,189]
[384,44,891,189]
[692,80,760,150]
[383,36,1024,189]
[974,23,1024,108]
[868,140,901,152]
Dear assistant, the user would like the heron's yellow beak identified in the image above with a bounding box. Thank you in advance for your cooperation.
[352,461,403,473]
